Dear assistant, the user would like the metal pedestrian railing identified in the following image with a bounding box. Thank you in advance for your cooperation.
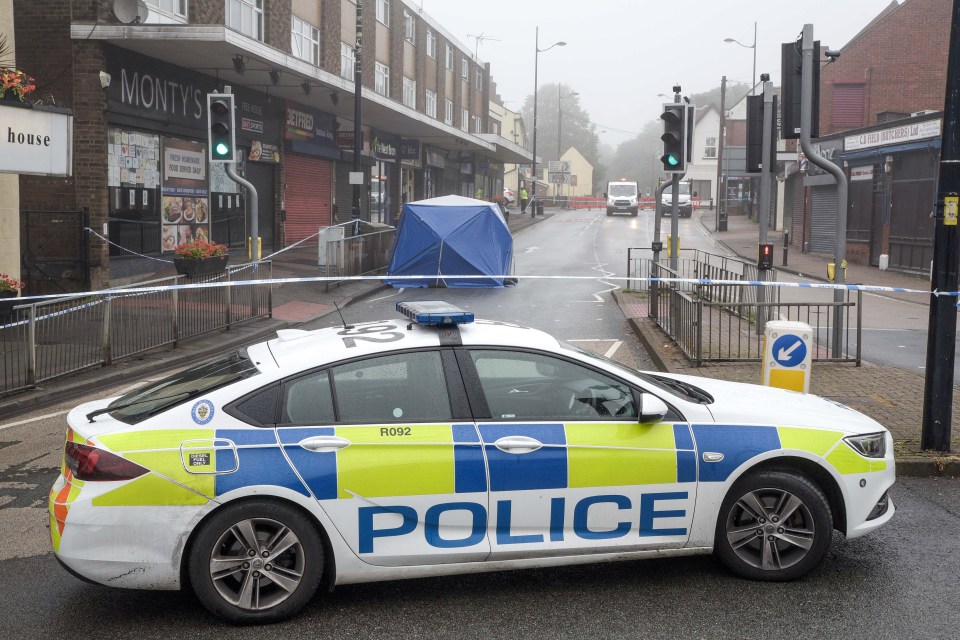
[629,250,861,366]
[0,261,273,397]
[322,229,396,291]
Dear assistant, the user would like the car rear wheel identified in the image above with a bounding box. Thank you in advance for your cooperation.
[189,500,324,624]
[715,470,832,581]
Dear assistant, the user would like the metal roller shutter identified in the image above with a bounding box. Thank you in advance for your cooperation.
[809,185,837,254]
[285,153,332,246]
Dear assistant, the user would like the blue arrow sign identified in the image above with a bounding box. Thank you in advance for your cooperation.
[772,334,807,368]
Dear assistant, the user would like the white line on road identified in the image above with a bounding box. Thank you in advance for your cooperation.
[0,410,69,431]
[368,289,404,302]
[604,340,624,359]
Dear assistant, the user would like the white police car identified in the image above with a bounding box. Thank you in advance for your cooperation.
[50,302,895,623]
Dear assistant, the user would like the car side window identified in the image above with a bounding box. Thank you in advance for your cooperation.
[281,371,336,425]
[331,351,452,423]
[469,350,637,421]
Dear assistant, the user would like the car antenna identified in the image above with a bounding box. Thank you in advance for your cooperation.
[334,300,353,330]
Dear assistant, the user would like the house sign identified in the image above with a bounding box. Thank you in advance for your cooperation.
[0,105,73,177]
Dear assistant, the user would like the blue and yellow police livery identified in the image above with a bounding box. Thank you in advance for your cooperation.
[50,302,895,623]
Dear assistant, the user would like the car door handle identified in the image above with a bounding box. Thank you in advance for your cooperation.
[493,436,543,454]
[299,436,351,453]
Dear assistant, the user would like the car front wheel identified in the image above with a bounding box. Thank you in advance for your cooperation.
[188,500,324,624]
[715,470,833,581]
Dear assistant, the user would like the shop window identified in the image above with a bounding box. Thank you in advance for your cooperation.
[375,62,390,97]
[291,16,321,66]
[226,0,264,42]
[340,42,356,80]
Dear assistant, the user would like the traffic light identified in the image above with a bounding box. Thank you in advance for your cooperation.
[207,93,235,163]
[780,40,819,139]
[746,94,778,173]
[758,243,774,270]
[660,103,688,173]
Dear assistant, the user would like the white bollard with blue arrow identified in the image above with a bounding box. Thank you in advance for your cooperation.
[761,320,813,394]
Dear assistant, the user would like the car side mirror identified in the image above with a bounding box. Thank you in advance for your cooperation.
[638,393,668,424]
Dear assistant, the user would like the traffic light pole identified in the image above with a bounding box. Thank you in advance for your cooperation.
[351,1,363,230]
[651,177,672,320]
[669,88,682,271]
[219,86,259,261]
[798,23,848,357]
[921,0,960,452]
[757,78,774,333]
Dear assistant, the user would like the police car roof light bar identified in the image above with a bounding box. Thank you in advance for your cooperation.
[396,301,475,326]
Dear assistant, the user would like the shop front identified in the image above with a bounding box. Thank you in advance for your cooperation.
[399,138,422,206]
[424,146,447,199]
[371,129,400,226]
[283,102,338,245]
[104,45,281,261]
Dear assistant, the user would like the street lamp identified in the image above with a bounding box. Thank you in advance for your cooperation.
[532,27,565,216]
[724,21,757,94]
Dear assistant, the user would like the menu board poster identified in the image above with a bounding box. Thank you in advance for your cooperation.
[161,136,211,253]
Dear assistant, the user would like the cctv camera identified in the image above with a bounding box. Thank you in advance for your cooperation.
[98,71,112,89]
[825,49,841,61]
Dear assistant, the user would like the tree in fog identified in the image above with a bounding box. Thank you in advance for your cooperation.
[521,83,604,193]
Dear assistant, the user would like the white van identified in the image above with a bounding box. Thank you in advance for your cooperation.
[661,181,693,218]
[605,181,640,216]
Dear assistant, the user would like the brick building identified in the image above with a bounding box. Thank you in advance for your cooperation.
[12,0,530,292]
[786,0,950,273]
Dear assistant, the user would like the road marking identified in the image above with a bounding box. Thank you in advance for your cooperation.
[368,289,404,302]
[604,340,624,359]
[565,339,623,359]
[522,246,540,254]
[0,410,69,431]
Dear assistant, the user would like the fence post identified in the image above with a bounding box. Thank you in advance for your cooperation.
[650,263,659,320]
[856,290,862,366]
[626,248,632,291]
[172,288,180,348]
[102,296,112,366]
[696,296,704,366]
[26,304,36,387]
[268,261,273,318]
[225,266,232,330]
[250,263,257,319]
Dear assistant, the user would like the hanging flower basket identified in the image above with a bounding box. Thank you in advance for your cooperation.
[0,68,37,102]
[173,241,229,278]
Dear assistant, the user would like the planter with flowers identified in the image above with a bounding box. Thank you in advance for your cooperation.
[0,68,36,103]
[0,274,25,321]
[174,241,229,278]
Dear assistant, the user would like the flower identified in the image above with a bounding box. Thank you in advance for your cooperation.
[175,240,228,260]
[0,273,25,292]
[0,68,37,102]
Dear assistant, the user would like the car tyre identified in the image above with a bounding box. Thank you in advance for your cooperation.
[189,500,324,624]
[714,470,832,582]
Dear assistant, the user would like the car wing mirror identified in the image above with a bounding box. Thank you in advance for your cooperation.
[638,393,668,424]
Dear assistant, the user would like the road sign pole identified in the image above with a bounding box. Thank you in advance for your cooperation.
[921,0,960,452]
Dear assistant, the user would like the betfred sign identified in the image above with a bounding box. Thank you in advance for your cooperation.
[0,104,73,177]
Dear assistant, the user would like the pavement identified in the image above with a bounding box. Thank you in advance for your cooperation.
[0,207,554,417]
[615,208,960,477]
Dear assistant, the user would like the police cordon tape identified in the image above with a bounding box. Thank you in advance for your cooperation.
[3,274,957,305]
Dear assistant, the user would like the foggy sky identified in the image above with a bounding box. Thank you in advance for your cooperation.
[419,0,901,146]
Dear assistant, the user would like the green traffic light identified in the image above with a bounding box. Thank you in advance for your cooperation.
[215,142,230,157]
[667,155,679,167]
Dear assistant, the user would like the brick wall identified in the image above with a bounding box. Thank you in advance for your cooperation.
[819,0,951,135]
[265,0,292,53]
[361,0,375,91]
[388,0,402,103]
[320,0,342,76]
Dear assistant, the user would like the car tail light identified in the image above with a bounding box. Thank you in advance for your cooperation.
[64,441,149,482]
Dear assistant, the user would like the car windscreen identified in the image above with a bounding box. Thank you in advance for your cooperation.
[107,350,260,424]
[678,183,691,195]
[608,184,637,197]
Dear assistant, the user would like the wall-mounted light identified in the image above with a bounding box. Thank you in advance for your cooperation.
[232,55,246,75]
[301,82,311,96]
[330,92,339,106]
[269,69,281,86]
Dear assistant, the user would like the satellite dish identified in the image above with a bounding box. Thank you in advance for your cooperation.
[113,0,150,24]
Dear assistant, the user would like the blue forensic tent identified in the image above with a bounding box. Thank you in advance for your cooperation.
[384,195,514,288]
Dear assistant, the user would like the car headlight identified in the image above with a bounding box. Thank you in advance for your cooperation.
[844,432,887,458]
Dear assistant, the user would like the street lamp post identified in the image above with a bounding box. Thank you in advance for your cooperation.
[532,27,565,217]
[724,21,757,94]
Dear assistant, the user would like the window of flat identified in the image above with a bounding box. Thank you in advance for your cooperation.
[291,16,321,66]
[340,42,356,80]
[376,0,390,26]
[476,67,482,88]
[446,44,453,70]
[469,350,637,421]
[403,77,416,109]
[704,136,717,158]
[403,9,416,43]
[461,58,468,79]
[145,0,187,17]
[225,0,263,41]
[461,108,469,132]
[332,352,452,423]
[375,62,390,96]
[426,29,437,59]
[444,99,453,125]
[425,89,437,119]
